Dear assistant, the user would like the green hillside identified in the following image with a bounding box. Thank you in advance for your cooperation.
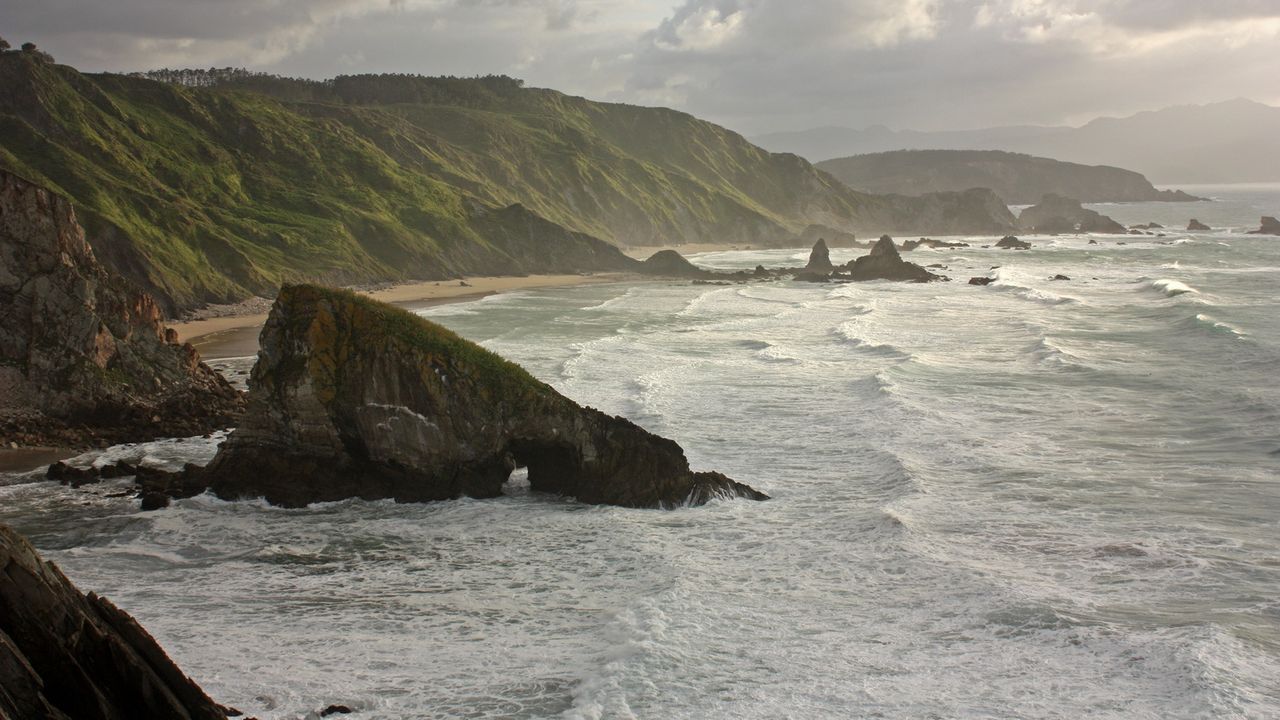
[0,54,1014,313]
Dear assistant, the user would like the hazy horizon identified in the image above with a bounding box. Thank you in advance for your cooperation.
[5,1,1280,136]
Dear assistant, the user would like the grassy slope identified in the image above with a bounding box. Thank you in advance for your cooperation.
[0,54,1011,313]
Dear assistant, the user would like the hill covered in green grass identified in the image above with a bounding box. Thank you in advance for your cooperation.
[0,54,1015,313]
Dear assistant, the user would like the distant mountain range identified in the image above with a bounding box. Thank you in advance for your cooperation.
[753,99,1280,184]
[816,150,1202,205]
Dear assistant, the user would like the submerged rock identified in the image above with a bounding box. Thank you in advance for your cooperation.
[1187,218,1211,231]
[1247,216,1280,235]
[0,524,229,719]
[804,238,834,272]
[203,285,766,508]
[0,171,243,447]
[1017,194,1127,234]
[841,236,943,282]
[995,235,1032,250]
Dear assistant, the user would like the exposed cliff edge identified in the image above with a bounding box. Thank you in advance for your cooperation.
[817,149,1204,205]
[0,523,230,719]
[0,171,243,447]
[1018,194,1127,234]
[202,285,766,508]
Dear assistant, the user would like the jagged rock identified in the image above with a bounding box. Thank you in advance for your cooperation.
[638,250,715,279]
[840,236,943,282]
[1018,194,1127,234]
[0,171,244,448]
[995,236,1032,250]
[968,277,996,286]
[899,237,970,251]
[753,264,769,278]
[0,524,228,719]
[1247,216,1280,235]
[202,285,766,508]
[1187,218,1211,231]
[805,239,833,272]
[1130,222,1163,229]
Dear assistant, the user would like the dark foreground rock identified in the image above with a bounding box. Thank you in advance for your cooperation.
[0,524,229,719]
[203,285,766,508]
[1187,218,1211,231]
[804,239,834,272]
[839,236,943,282]
[1248,216,1280,235]
[0,171,244,448]
[1018,194,1127,234]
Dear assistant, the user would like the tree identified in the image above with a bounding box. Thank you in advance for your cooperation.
[19,41,54,63]
[0,37,11,51]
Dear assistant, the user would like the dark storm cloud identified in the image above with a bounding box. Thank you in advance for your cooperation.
[2,0,1276,134]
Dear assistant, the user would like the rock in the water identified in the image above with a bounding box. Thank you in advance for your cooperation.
[968,276,996,286]
[0,523,228,719]
[1050,274,1071,281]
[0,171,244,448]
[1247,216,1280,235]
[841,236,943,282]
[1018,194,1127,234]
[1187,218,1211,231]
[899,237,969,251]
[805,239,833,272]
[638,250,715,279]
[994,236,1032,250]
[203,285,766,508]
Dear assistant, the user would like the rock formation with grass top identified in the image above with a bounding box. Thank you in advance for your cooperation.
[204,284,767,508]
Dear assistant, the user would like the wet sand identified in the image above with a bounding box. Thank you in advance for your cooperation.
[175,273,629,360]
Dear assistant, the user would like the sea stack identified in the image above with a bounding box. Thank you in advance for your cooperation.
[1018,194,1127,234]
[1247,216,1280,235]
[1187,219,1211,231]
[842,236,943,282]
[805,239,834,272]
[203,285,766,508]
[0,171,243,447]
[0,524,229,719]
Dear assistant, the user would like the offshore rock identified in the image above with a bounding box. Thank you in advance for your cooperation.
[968,276,996,286]
[804,239,834,272]
[0,171,244,447]
[1018,194,1127,234]
[1187,218,1211,231]
[638,250,715,279]
[900,237,969,251]
[1247,216,1280,235]
[995,235,1032,250]
[841,236,943,282]
[0,524,228,719]
[204,285,766,508]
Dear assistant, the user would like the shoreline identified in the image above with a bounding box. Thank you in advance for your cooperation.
[175,273,632,359]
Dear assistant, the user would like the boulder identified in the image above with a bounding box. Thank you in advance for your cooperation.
[0,171,244,448]
[638,250,715,279]
[1017,194,1127,234]
[995,236,1032,250]
[1050,274,1071,281]
[804,239,833,272]
[203,285,766,508]
[1187,218,1211,231]
[968,277,996,286]
[840,236,943,282]
[0,523,229,719]
[1247,216,1280,235]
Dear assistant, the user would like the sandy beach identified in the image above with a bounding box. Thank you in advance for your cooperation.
[173,273,630,359]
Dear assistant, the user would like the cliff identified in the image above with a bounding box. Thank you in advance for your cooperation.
[0,54,1015,313]
[0,171,243,447]
[0,524,229,719]
[817,149,1202,204]
[203,285,766,508]
[1018,194,1127,234]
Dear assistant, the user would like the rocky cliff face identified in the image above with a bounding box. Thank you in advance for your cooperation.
[1018,194,1127,234]
[0,524,229,719]
[0,171,243,447]
[203,285,765,508]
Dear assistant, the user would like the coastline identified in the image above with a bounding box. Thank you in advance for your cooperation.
[174,273,632,359]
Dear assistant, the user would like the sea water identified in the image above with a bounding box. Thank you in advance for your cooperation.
[2,185,1278,719]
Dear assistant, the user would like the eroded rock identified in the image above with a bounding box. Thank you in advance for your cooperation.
[1018,194,1127,234]
[839,236,943,282]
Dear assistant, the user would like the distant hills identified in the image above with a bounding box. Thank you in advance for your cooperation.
[816,150,1202,205]
[754,99,1280,183]
[0,54,1014,313]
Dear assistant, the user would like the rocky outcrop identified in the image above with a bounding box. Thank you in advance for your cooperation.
[0,523,229,719]
[1018,194,1127,234]
[839,236,942,282]
[900,237,969,251]
[804,239,834,272]
[638,250,715,279]
[0,171,243,447]
[1187,218,1211,231]
[203,285,765,508]
[1247,216,1280,235]
[968,276,995,286]
[995,235,1032,250]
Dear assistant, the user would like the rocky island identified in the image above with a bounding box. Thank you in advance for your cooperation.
[1018,194,1127,234]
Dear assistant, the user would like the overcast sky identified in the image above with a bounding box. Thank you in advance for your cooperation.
[5,0,1279,135]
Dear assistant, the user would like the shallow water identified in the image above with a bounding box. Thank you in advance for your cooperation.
[3,186,1279,718]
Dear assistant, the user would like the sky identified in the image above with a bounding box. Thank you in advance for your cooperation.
[4,0,1279,136]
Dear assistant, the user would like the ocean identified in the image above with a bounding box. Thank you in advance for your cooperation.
[2,184,1278,719]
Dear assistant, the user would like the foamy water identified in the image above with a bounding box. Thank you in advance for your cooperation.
[3,188,1279,718]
